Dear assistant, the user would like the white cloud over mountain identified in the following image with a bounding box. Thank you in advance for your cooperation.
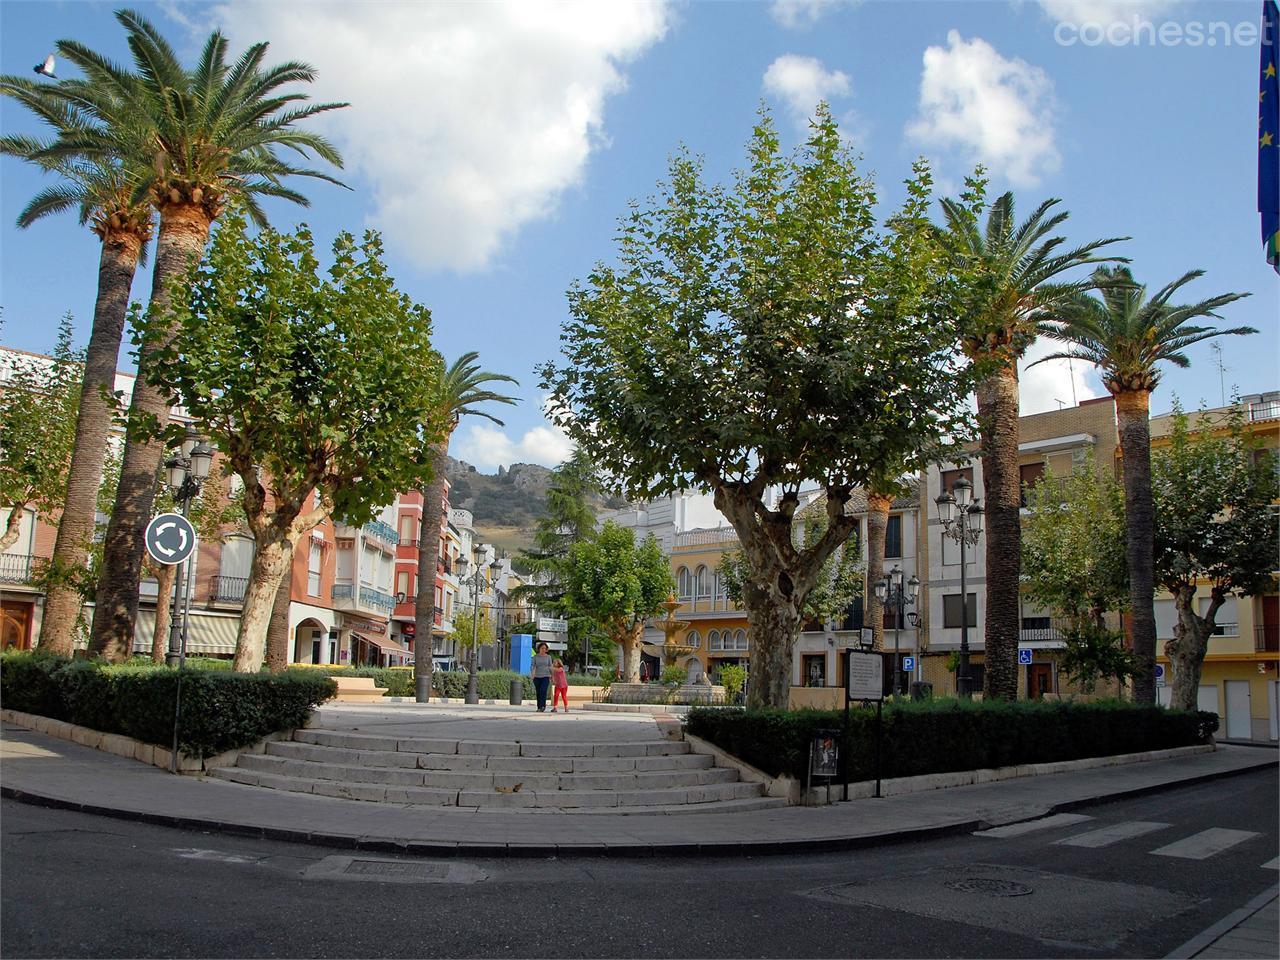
[214,0,671,271]
[453,421,574,471]
[906,31,1060,188]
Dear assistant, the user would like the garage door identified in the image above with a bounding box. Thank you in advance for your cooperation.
[1225,680,1251,740]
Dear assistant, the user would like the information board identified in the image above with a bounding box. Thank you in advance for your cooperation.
[846,650,884,701]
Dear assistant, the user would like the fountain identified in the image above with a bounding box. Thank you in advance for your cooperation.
[647,592,693,667]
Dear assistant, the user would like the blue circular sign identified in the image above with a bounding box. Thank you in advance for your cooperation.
[144,512,197,566]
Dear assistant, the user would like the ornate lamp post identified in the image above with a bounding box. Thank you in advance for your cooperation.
[162,425,213,668]
[934,475,984,698]
[874,565,920,696]
[455,548,500,705]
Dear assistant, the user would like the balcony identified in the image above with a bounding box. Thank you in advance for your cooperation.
[362,520,400,547]
[1256,624,1279,652]
[332,582,396,614]
[1248,400,1280,422]
[675,528,739,548]
[0,554,46,585]
[210,576,248,603]
[1019,618,1072,643]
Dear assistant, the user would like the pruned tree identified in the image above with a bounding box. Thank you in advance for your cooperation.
[139,211,445,672]
[561,521,672,682]
[0,314,80,552]
[542,105,976,707]
[1153,404,1278,710]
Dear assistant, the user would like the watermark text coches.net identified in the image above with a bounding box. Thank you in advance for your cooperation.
[1055,16,1275,48]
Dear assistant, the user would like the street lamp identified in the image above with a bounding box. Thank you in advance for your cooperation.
[874,565,920,696]
[455,549,500,705]
[935,474,984,698]
[162,426,214,668]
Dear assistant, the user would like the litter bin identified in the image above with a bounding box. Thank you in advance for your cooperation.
[910,681,933,701]
[509,678,523,706]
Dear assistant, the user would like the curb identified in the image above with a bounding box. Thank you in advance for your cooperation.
[3,751,1274,860]
[1163,884,1279,959]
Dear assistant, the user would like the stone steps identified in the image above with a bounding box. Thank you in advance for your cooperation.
[293,728,693,758]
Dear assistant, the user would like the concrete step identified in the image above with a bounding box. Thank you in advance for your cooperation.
[293,728,692,758]
[266,740,714,773]
[210,765,766,810]
[240,753,738,792]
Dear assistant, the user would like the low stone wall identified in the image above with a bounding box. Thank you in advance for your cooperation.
[607,682,725,705]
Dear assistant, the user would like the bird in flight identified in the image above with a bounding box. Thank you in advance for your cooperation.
[33,54,56,79]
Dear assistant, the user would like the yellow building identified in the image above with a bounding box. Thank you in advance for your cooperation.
[661,528,749,684]
[1149,392,1279,740]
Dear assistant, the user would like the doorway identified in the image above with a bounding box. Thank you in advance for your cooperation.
[1225,680,1252,739]
[1,601,34,650]
[1027,663,1053,699]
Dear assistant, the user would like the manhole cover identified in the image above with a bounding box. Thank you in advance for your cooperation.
[344,860,448,879]
[946,877,1034,897]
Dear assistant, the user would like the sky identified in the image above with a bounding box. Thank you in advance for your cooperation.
[1,0,1277,472]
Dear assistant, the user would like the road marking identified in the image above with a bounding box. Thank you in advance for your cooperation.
[1261,856,1279,870]
[1054,820,1171,848]
[1151,828,1260,860]
[975,813,1093,838]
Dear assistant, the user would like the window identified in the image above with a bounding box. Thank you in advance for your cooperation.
[841,596,865,632]
[802,654,826,688]
[1199,596,1239,636]
[398,515,416,543]
[884,515,903,559]
[220,537,254,580]
[1019,462,1046,506]
[709,629,722,652]
[733,629,749,650]
[1154,599,1177,639]
[686,630,701,650]
[677,566,692,600]
[940,467,974,495]
[943,593,977,628]
[307,542,322,597]
[396,570,411,599]
[694,565,709,598]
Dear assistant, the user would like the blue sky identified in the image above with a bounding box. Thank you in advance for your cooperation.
[2,0,1276,470]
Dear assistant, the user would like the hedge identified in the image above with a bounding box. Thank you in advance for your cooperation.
[684,698,1219,782]
[1,652,335,758]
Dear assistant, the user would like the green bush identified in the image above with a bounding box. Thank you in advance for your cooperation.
[684,698,1219,782]
[286,665,412,697]
[1,652,335,758]
[430,669,534,700]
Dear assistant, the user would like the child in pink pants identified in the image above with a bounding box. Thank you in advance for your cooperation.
[551,659,569,713]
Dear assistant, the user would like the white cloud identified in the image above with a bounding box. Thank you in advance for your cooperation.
[763,54,851,122]
[213,0,671,271]
[1038,0,1179,30]
[906,31,1059,188]
[1018,337,1102,415]
[769,0,858,30]
[453,420,574,470]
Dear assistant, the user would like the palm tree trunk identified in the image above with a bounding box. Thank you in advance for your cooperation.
[150,562,177,664]
[414,441,450,701]
[1116,388,1157,704]
[977,359,1021,700]
[40,234,143,657]
[865,491,891,650]
[91,207,212,662]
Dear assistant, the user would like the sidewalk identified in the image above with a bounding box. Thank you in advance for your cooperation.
[1166,886,1279,959]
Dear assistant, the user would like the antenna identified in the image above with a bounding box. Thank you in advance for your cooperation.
[1210,343,1227,406]
[1067,357,1078,406]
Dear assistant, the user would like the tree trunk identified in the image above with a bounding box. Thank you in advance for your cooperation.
[976,359,1021,700]
[91,206,212,662]
[232,537,295,673]
[620,622,643,684]
[150,562,177,664]
[415,441,450,701]
[865,491,892,650]
[0,503,27,552]
[265,560,294,673]
[40,234,143,656]
[1116,388,1157,704]
[741,587,804,709]
[1166,585,1221,713]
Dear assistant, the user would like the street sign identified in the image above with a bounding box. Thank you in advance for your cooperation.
[1018,648,1033,665]
[144,512,197,566]
[538,617,569,633]
[536,631,567,650]
[846,650,884,701]
[902,656,916,672]
[1155,663,1166,687]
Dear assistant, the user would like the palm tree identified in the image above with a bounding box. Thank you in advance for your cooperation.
[0,78,155,656]
[1034,266,1252,703]
[414,354,518,701]
[940,190,1126,699]
[30,10,347,661]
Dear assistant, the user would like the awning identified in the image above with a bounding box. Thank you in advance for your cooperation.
[356,632,411,658]
[132,610,239,656]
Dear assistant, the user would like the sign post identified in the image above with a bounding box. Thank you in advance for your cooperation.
[844,648,886,800]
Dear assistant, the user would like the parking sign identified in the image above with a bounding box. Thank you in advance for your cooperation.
[902,656,915,672]
[1018,648,1033,665]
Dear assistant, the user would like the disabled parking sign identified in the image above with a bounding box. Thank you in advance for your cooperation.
[1018,648,1033,665]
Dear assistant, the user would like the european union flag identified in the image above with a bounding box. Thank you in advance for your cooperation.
[1261,1,1280,273]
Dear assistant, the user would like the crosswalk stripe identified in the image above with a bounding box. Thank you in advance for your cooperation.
[975,813,1093,838]
[1151,828,1260,860]
[1054,820,1171,848]
[1262,856,1279,870]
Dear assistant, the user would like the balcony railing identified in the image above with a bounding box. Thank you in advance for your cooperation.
[1248,400,1280,422]
[362,520,400,547]
[1019,618,1073,643]
[210,576,248,603]
[1256,624,1279,652]
[675,528,740,548]
[0,554,46,585]
[331,583,396,613]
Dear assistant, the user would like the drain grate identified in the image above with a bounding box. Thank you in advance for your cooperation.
[946,877,1034,898]
[344,860,448,879]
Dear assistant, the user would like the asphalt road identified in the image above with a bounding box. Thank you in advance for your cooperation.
[2,767,1277,959]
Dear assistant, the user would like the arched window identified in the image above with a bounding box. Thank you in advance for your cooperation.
[694,565,709,598]
[677,566,692,600]
[708,629,722,652]
[734,629,749,651]
[686,630,701,650]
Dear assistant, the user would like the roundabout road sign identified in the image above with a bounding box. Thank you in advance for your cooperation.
[145,512,197,566]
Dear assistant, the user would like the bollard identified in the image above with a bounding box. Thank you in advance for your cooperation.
[510,678,523,706]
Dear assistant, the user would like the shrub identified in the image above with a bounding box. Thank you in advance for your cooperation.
[431,669,534,700]
[684,698,1218,782]
[1,652,335,758]
[286,665,412,697]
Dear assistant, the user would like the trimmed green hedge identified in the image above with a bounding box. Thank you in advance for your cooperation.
[1,652,335,758]
[685,698,1219,782]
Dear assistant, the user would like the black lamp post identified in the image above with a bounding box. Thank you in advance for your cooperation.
[162,426,213,668]
[874,565,920,696]
[455,548,500,705]
[935,475,984,698]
